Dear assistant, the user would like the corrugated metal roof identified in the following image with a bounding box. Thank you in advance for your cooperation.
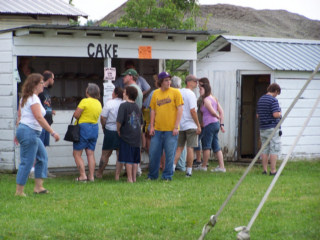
[222,35,320,71]
[0,0,87,17]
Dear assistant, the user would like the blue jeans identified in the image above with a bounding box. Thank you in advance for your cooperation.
[16,124,48,185]
[148,131,178,180]
[39,128,50,147]
[202,122,221,153]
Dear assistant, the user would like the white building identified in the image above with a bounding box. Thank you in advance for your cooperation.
[0,0,218,172]
[180,35,320,160]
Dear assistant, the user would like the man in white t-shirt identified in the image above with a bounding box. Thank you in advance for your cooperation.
[173,75,201,177]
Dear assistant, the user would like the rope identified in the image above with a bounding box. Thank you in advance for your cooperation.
[199,61,320,240]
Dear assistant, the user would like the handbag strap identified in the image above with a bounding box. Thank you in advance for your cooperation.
[70,116,78,125]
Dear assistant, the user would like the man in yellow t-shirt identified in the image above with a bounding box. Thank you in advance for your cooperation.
[148,72,184,181]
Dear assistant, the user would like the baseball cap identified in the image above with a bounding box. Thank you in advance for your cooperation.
[121,68,138,76]
[185,74,199,82]
[158,71,171,80]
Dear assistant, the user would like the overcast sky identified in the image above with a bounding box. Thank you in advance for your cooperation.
[72,0,320,23]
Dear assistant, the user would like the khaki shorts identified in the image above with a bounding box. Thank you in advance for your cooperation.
[260,128,281,156]
[177,129,198,148]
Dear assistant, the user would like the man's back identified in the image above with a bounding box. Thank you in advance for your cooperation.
[179,88,197,130]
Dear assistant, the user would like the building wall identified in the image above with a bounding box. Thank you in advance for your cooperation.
[196,43,320,160]
[275,71,320,159]
[0,15,71,30]
[0,30,198,171]
[0,32,16,171]
[196,45,270,160]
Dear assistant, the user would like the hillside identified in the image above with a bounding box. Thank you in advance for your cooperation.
[98,3,320,40]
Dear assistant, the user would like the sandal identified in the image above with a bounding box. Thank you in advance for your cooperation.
[75,177,87,182]
[33,189,49,194]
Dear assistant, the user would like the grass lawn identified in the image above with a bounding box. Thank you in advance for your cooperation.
[0,160,319,240]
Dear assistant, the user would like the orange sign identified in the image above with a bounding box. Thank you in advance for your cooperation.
[139,46,152,59]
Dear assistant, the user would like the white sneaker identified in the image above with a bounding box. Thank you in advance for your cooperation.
[194,166,207,171]
[211,166,226,173]
[29,171,34,179]
[137,166,142,177]
[47,171,56,178]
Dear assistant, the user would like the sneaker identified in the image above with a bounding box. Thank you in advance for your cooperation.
[270,171,277,176]
[29,171,34,179]
[137,166,142,177]
[262,171,267,175]
[211,166,226,173]
[193,159,202,166]
[185,173,192,177]
[194,166,207,171]
[47,171,56,178]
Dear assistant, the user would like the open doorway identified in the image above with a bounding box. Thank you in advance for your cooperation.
[239,74,270,160]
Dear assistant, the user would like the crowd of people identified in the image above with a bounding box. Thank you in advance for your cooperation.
[14,60,282,195]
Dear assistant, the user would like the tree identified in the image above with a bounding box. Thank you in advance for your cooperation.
[100,0,215,76]
[104,0,200,30]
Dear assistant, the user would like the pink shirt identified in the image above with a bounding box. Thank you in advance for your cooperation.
[201,96,219,127]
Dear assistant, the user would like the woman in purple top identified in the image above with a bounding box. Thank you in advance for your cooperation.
[198,79,226,172]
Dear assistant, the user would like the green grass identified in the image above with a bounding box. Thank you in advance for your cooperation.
[0,161,319,240]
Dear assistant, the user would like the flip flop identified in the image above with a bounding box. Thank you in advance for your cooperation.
[75,177,87,182]
[33,189,49,194]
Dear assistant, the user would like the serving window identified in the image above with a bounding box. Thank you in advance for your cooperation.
[18,57,104,110]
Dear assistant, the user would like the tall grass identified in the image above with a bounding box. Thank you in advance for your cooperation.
[0,160,319,240]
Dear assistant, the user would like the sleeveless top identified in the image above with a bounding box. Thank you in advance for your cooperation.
[201,96,219,127]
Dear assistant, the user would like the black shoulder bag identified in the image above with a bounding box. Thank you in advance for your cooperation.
[64,116,80,142]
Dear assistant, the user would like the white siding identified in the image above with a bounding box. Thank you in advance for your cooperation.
[199,45,271,72]
[47,111,116,169]
[196,44,320,160]
[13,36,197,60]
[196,44,271,160]
[0,32,15,171]
[0,15,70,30]
[276,75,320,158]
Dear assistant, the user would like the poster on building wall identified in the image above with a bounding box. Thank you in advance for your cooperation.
[104,67,116,81]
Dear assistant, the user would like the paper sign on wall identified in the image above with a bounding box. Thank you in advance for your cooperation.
[104,67,116,81]
[139,46,152,59]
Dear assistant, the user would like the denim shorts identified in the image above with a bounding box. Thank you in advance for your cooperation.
[260,128,281,155]
[102,129,120,150]
[201,122,221,152]
[73,123,99,151]
[118,138,140,164]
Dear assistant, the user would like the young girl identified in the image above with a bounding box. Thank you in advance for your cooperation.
[116,86,143,182]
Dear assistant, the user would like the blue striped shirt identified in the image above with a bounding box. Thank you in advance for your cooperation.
[257,94,281,130]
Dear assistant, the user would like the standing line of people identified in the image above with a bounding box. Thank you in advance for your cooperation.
[14,66,281,196]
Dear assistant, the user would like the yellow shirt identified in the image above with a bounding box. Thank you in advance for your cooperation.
[77,97,102,124]
[150,87,183,131]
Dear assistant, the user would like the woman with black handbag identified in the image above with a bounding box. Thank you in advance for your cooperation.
[72,83,102,182]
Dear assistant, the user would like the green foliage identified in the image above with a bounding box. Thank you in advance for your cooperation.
[104,0,199,30]
[1,161,319,239]
[197,34,217,52]
[68,19,80,26]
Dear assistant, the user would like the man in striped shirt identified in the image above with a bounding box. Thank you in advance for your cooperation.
[257,83,282,175]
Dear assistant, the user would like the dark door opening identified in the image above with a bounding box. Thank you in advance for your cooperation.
[239,75,270,160]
